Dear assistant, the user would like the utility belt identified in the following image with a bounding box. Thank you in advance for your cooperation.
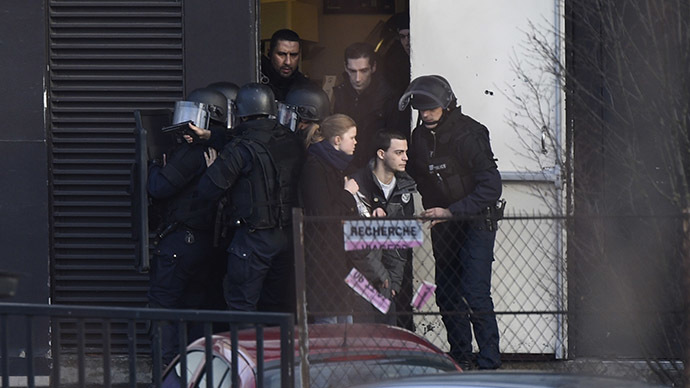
[153,221,208,246]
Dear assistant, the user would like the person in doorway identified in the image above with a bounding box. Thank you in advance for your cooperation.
[333,42,407,168]
[351,131,417,327]
[380,11,411,103]
[400,75,503,370]
[261,29,312,101]
[198,83,305,313]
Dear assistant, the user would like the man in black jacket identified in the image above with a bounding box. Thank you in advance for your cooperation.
[261,29,312,102]
[198,83,305,313]
[333,42,407,168]
[351,131,417,327]
[400,75,503,370]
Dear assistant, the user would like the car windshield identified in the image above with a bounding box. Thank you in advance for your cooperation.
[264,355,457,388]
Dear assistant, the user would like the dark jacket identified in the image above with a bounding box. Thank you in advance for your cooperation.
[300,150,357,315]
[299,147,388,316]
[260,55,312,102]
[333,74,408,168]
[351,159,417,293]
[408,107,502,216]
[148,143,216,231]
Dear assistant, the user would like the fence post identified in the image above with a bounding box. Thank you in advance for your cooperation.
[681,207,690,387]
[292,208,310,388]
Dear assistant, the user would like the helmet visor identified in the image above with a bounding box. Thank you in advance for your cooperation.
[277,102,299,131]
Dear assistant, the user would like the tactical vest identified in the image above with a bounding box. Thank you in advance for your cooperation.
[225,123,304,230]
[421,110,496,206]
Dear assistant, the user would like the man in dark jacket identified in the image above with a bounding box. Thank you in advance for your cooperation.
[333,42,407,168]
[147,88,228,366]
[198,83,305,313]
[400,75,503,370]
[351,131,417,327]
[261,29,312,102]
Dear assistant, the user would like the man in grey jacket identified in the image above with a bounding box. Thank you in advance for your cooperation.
[352,131,417,326]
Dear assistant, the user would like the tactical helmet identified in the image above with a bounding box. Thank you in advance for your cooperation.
[186,87,228,123]
[207,81,239,103]
[398,75,456,111]
[207,82,240,128]
[235,83,277,118]
[285,85,330,122]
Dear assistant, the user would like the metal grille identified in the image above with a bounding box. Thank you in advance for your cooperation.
[47,0,184,352]
[297,211,685,386]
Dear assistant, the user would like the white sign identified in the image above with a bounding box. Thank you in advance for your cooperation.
[343,219,424,251]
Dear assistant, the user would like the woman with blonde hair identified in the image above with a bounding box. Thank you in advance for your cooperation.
[301,114,358,324]
[300,114,388,323]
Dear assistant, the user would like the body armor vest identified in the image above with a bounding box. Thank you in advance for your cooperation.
[226,123,304,230]
[417,110,496,207]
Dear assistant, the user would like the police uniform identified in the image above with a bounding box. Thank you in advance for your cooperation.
[408,106,503,369]
[198,117,305,312]
[147,142,223,365]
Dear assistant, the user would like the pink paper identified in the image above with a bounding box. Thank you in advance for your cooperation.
[344,267,391,314]
[411,281,437,310]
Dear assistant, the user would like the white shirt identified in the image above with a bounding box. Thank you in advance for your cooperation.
[376,175,396,200]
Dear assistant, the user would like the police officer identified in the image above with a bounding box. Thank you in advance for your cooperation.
[400,75,502,370]
[207,81,240,131]
[147,87,228,366]
[198,83,305,313]
[280,84,330,147]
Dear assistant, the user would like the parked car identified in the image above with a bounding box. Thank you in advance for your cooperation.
[348,371,670,388]
[161,323,461,388]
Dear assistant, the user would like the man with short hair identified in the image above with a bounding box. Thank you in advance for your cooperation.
[351,131,417,326]
[261,29,312,101]
[333,42,407,168]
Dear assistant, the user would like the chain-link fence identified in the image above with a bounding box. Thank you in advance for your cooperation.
[295,210,687,387]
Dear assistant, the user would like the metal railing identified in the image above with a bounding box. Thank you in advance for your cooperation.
[0,303,294,388]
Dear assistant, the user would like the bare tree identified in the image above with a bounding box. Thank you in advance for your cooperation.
[506,0,689,385]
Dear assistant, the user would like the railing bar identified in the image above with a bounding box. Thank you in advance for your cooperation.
[257,325,264,388]
[205,322,213,388]
[103,320,112,388]
[77,318,85,388]
[0,303,291,325]
[128,320,136,388]
[52,319,61,387]
[151,320,162,387]
[281,317,295,388]
[0,315,7,388]
[180,321,188,388]
[231,325,239,388]
[25,315,35,388]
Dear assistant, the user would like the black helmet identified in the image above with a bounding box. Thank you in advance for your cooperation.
[187,87,227,123]
[235,83,277,118]
[398,75,456,111]
[285,85,330,122]
[207,81,239,103]
[207,82,240,129]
